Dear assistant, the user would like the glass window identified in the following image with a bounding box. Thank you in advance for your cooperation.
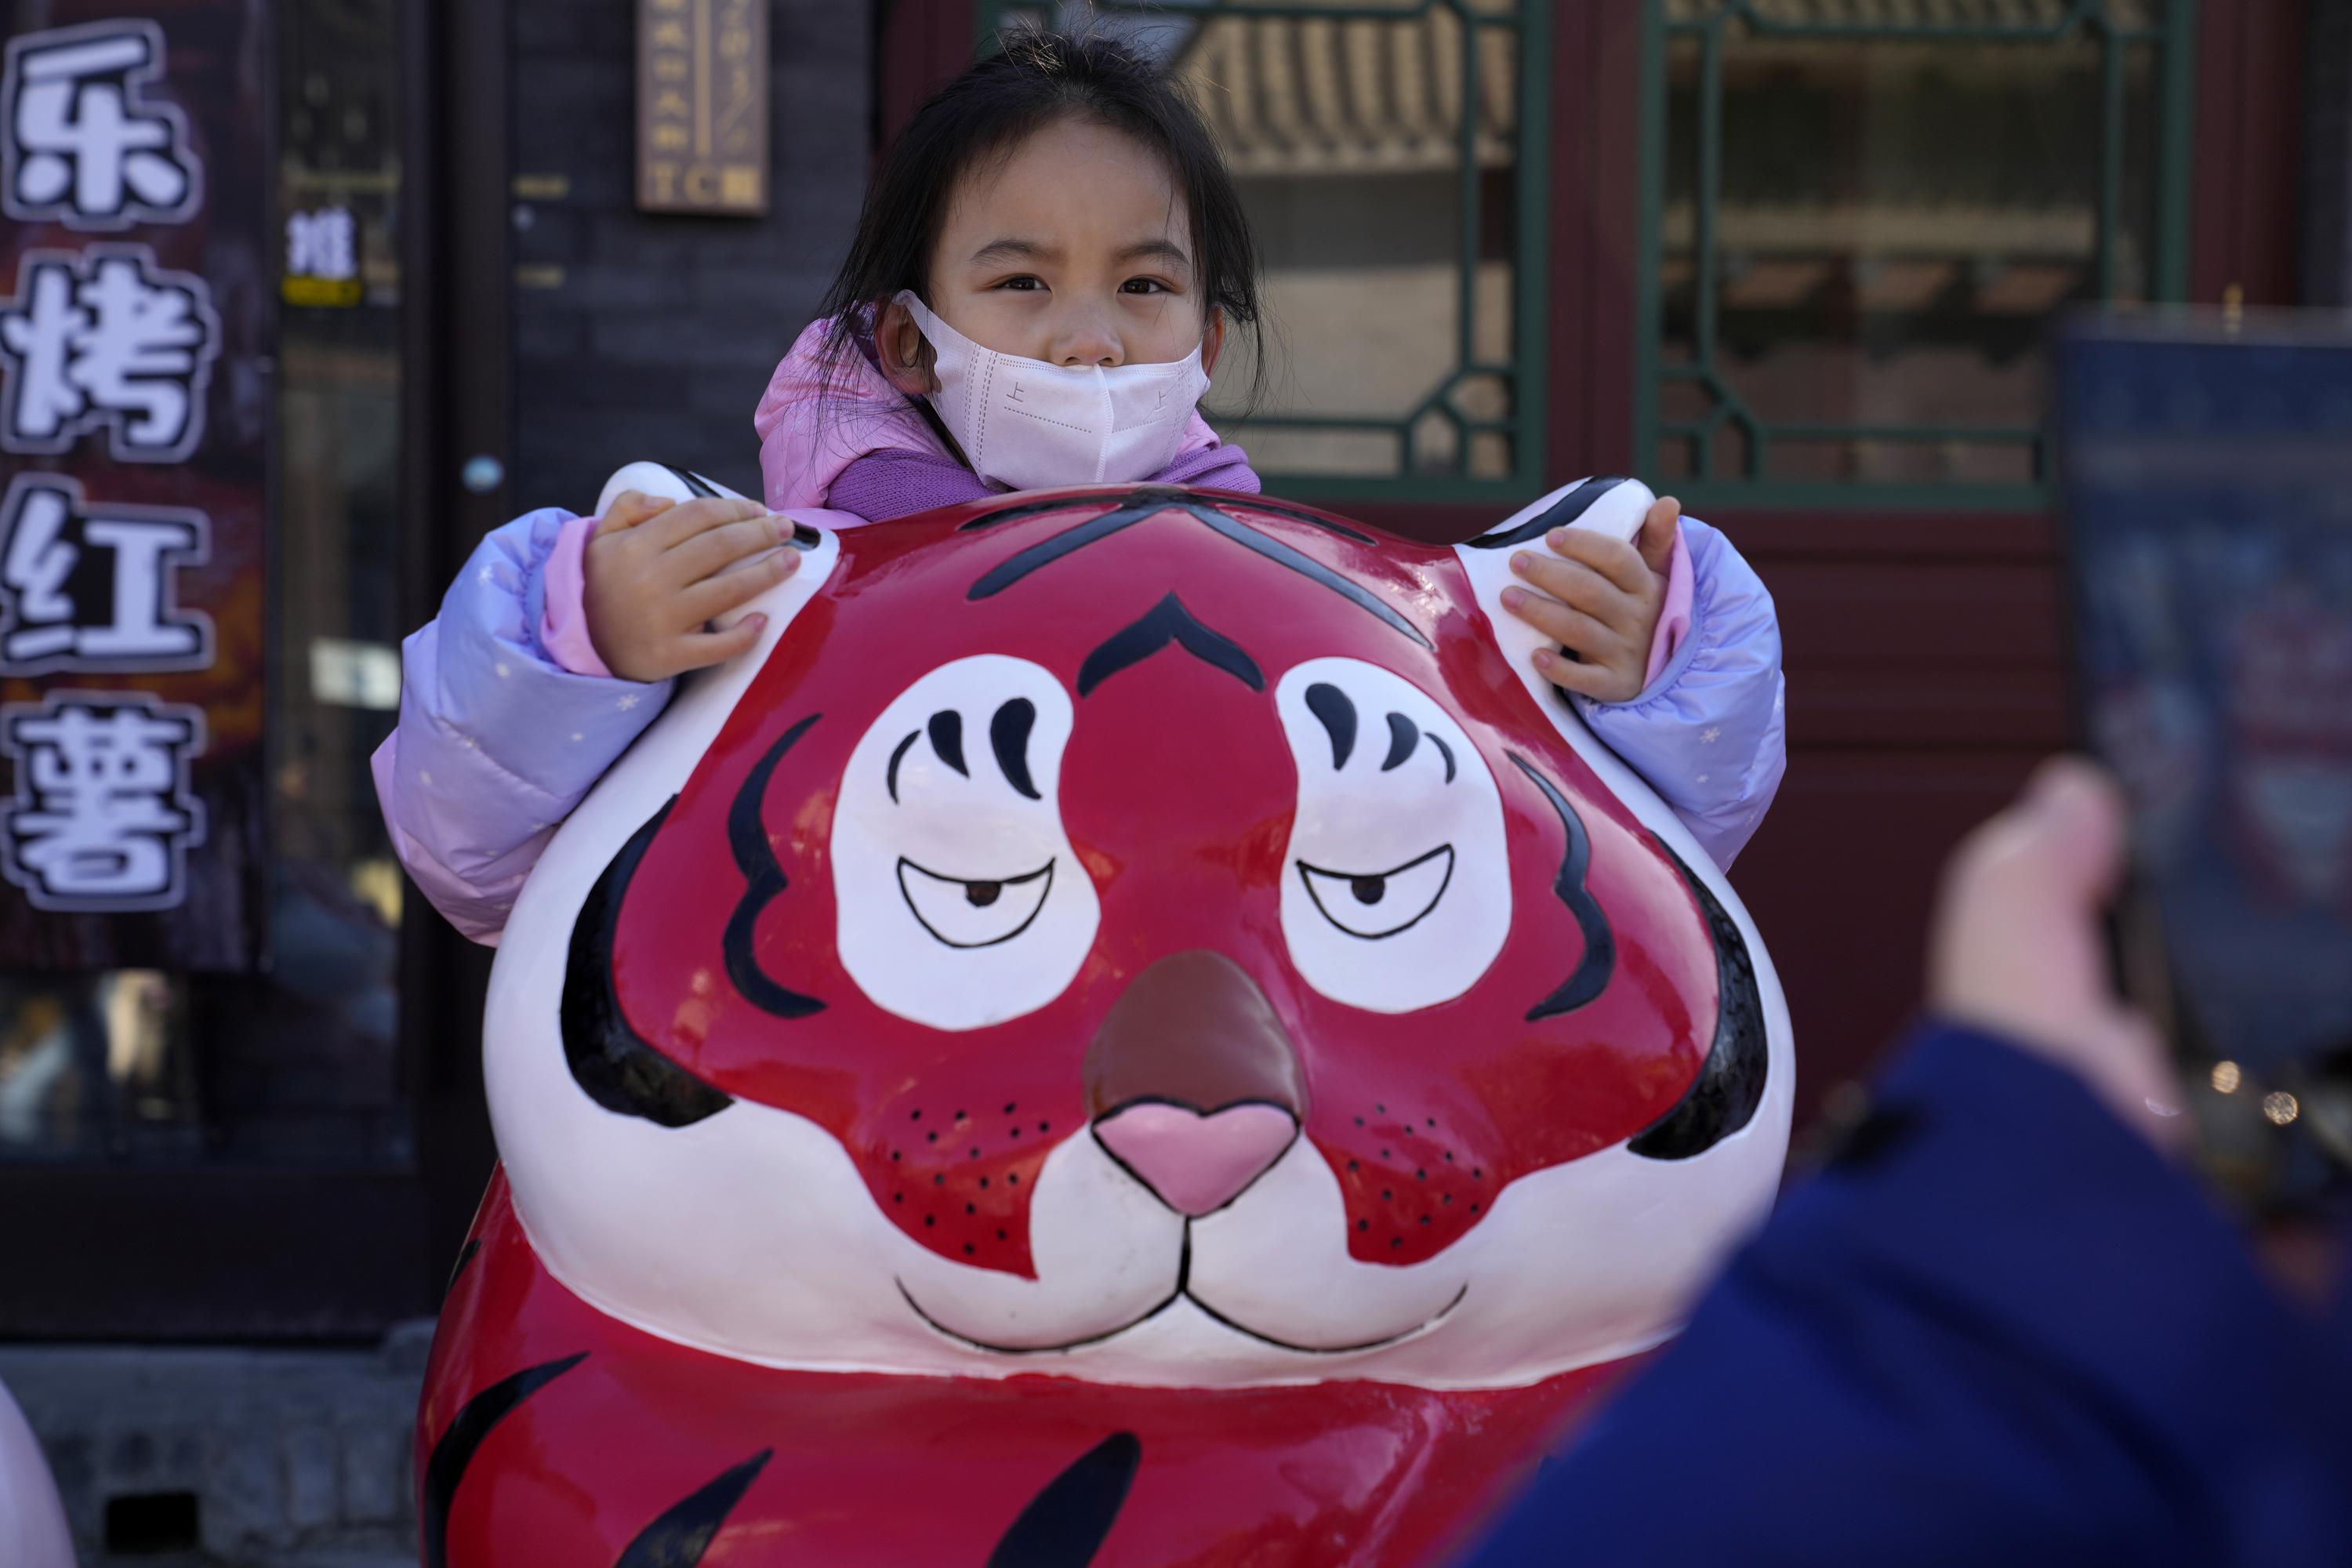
[0,0,408,1167]
[981,0,1552,503]
[1640,0,2198,509]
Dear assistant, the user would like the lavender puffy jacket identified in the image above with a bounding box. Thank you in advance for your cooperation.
[374,502,1784,944]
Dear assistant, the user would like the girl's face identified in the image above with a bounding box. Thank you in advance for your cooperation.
[877,116,1223,392]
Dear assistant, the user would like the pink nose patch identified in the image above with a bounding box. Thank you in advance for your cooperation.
[1093,1102,1298,1217]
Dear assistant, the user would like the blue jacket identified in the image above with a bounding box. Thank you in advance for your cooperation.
[1459,1024,2352,1566]
[375,508,1785,942]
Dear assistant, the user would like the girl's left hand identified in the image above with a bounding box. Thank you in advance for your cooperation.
[1501,496,1681,704]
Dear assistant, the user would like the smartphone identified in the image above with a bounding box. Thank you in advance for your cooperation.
[2055,312,2352,1215]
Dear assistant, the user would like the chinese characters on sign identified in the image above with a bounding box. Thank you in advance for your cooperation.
[3,21,201,231]
[2,693,204,910]
[0,9,265,969]
[2,247,220,461]
[0,474,212,673]
[282,205,361,308]
[637,0,769,216]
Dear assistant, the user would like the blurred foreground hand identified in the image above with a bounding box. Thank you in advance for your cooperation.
[1927,757,2186,1152]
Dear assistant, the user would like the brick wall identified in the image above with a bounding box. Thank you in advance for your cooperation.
[509,0,874,511]
[0,1328,427,1566]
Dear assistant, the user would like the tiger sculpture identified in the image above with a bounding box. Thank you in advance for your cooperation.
[419,472,1793,1566]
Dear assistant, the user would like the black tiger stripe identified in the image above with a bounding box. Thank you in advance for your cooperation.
[444,1239,481,1299]
[1462,476,1631,551]
[423,1354,588,1568]
[613,1450,772,1567]
[1628,838,1771,1160]
[721,713,826,1020]
[985,1432,1142,1568]
[562,800,735,1125]
[1509,753,1616,1021]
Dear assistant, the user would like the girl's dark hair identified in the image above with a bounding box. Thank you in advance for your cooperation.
[815,27,1265,406]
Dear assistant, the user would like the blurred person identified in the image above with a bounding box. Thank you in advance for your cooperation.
[1458,759,2352,1567]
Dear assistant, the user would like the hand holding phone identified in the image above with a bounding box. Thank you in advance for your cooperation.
[2058,314,2352,1214]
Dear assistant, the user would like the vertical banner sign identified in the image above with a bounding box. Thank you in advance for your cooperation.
[637,0,769,216]
[0,4,268,971]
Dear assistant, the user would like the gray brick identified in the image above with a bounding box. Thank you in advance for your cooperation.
[516,311,592,361]
[511,56,630,107]
[550,260,691,311]
[590,312,789,367]
[338,1421,405,1526]
[285,1424,339,1532]
[517,7,632,54]
[691,264,833,312]
[107,1428,154,1479]
[203,1429,286,1552]
[513,204,591,263]
[379,1320,436,1377]
[44,1431,95,1534]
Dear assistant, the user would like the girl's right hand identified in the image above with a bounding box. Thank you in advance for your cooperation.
[583,491,799,683]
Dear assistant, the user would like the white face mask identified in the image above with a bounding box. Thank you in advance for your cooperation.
[895,290,1210,492]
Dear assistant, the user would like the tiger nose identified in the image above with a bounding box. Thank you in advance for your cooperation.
[1084,951,1305,1217]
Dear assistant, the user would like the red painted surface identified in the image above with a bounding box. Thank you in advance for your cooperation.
[608,492,1724,1275]
[423,1171,1620,1566]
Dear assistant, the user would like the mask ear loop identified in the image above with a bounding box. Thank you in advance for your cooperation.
[887,292,971,464]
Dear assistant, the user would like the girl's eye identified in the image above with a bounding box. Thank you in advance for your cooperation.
[1120,278,1170,296]
[997,276,1044,292]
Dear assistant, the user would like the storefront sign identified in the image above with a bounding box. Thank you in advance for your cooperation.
[281,204,361,307]
[0,8,269,971]
[636,0,768,216]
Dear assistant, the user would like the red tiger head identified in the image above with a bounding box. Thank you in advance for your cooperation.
[484,481,1791,1389]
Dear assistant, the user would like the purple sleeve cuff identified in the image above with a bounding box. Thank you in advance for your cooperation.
[539,512,612,677]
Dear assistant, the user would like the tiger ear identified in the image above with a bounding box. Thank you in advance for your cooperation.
[1450,474,1720,864]
[1450,477,1656,759]
[593,460,750,518]
[1461,475,1653,554]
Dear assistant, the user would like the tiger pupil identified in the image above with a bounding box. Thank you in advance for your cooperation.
[1350,876,1386,906]
[965,881,1004,908]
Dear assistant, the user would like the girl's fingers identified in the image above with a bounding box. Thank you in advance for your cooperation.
[1530,648,1625,699]
[1540,526,1654,597]
[647,495,769,549]
[1510,551,1632,624]
[676,615,768,670]
[1635,497,1682,576]
[668,515,785,582]
[678,549,796,622]
[1501,586,1623,662]
[598,490,677,534]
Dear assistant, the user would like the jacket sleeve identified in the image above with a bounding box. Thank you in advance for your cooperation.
[372,508,672,944]
[1453,1025,2352,1568]
[1572,517,1785,868]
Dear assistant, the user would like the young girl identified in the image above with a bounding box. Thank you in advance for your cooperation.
[375,31,1784,943]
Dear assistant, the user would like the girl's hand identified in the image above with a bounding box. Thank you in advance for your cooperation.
[1501,496,1682,704]
[583,491,799,683]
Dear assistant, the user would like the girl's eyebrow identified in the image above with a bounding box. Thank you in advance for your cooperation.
[965,237,1192,271]
[969,237,1054,267]
[1118,238,1192,272]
